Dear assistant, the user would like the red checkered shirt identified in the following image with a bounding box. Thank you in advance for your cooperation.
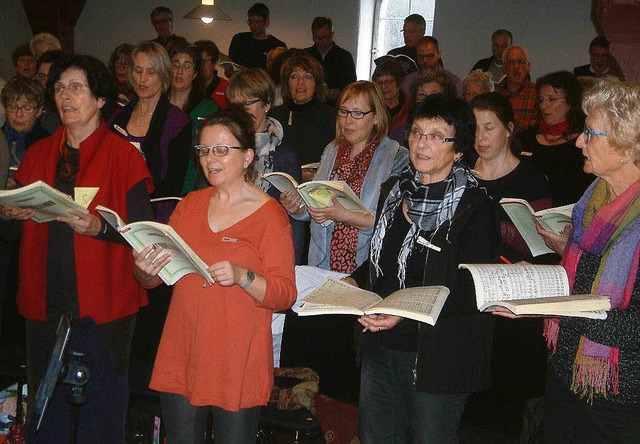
[495,79,540,131]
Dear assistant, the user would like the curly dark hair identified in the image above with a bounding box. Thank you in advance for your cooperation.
[412,94,476,156]
[47,54,117,119]
[170,45,206,112]
[536,71,585,135]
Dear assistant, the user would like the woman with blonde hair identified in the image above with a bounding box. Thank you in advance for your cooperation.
[108,41,192,222]
[279,80,408,400]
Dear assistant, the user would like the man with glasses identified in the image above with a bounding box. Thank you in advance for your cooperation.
[388,14,426,65]
[495,45,539,131]
[403,36,462,97]
[573,36,625,81]
[229,3,287,70]
[305,17,356,106]
[150,6,175,48]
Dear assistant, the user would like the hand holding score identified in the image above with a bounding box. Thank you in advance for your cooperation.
[535,220,571,255]
[307,195,349,226]
[133,244,171,277]
[358,314,403,333]
[0,204,34,221]
[279,189,305,215]
[57,209,103,237]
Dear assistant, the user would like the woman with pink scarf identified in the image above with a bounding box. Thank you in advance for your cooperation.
[499,77,640,442]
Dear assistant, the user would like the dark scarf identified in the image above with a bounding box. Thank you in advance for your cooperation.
[370,161,476,287]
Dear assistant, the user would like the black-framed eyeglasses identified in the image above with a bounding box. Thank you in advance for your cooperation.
[417,52,438,61]
[582,125,608,144]
[406,129,456,145]
[195,144,243,157]
[7,103,38,114]
[172,61,195,71]
[337,108,373,120]
[238,98,261,108]
[247,19,265,25]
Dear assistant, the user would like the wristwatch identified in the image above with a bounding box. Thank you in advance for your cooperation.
[241,269,255,290]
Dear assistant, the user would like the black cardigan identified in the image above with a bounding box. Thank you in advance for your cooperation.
[351,176,501,393]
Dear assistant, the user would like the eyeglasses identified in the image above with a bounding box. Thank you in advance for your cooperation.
[247,19,265,25]
[582,125,608,144]
[152,18,172,25]
[538,96,566,105]
[375,79,396,87]
[289,73,314,82]
[402,28,423,34]
[406,129,456,145]
[313,34,332,41]
[7,103,38,114]
[115,62,129,69]
[337,108,373,120]
[36,72,48,81]
[417,52,438,61]
[172,61,195,71]
[53,81,90,96]
[504,59,529,67]
[195,144,243,157]
[233,98,261,109]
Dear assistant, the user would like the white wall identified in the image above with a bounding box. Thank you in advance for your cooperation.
[433,0,597,80]
[74,1,360,67]
[1,0,597,84]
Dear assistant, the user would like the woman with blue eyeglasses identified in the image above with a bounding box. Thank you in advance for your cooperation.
[134,106,296,443]
[516,71,594,206]
[497,77,640,443]
[279,80,408,402]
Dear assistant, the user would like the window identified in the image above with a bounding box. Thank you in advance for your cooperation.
[356,0,436,79]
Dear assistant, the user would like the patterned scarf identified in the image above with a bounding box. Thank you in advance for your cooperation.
[328,138,378,273]
[4,125,28,167]
[57,141,80,182]
[255,117,284,192]
[544,178,640,402]
[370,161,476,287]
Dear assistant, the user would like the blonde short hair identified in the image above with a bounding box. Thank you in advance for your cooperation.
[334,81,389,145]
[227,68,275,106]
[582,77,640,162]
[130,41,173,93]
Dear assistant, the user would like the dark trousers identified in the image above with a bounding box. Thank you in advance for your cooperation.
[161,392,260,444]
[544,371,640,443]
[358,335,469,443]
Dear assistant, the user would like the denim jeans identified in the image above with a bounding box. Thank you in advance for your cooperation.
[358,335,469,443]
[161,392,260,444]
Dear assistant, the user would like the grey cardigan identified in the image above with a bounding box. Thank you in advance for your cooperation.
[294,136,408,269]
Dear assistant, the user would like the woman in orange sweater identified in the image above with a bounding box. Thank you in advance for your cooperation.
[133,106,296,443]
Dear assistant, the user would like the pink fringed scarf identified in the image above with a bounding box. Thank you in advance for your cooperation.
[544,178,640,402]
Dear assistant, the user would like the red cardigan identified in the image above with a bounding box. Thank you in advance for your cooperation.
[14,122,153,323]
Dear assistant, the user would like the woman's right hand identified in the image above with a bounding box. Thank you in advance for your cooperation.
[133,244,171,287]
[279,190,305,215]
[536,221,571,255]
[0,204,33,221]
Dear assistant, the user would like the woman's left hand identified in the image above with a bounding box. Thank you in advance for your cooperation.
[358,314,403,332]
[57,210,103,237]
[208,260,244,287]
[307,196,350,225]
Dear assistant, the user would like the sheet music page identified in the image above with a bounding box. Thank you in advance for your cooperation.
[304,278,382,311]
[459,264,570,308]
[373,286,449,316]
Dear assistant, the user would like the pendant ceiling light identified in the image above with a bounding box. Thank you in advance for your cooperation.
[183,0,231,24]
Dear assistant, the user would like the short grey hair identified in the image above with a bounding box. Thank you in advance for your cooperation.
[502,45,529,66]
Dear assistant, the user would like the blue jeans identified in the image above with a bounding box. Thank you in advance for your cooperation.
[161,393,260,444]
[358,335,469,443]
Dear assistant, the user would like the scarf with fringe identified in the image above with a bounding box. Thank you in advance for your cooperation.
[255,117,284,192]
[370,161,475,287]
[544,178,640,402]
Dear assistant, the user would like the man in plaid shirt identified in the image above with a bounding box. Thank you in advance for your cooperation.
[495,45,539,131]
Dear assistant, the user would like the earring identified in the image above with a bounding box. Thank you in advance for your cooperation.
[620,159,629,165]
